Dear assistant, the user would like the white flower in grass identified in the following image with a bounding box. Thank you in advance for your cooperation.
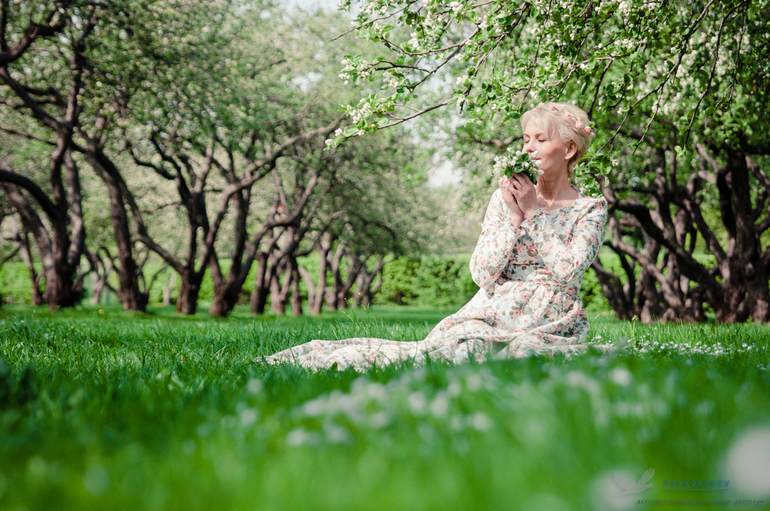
[323,421,352,445]
[302,397,327,417]
[239,408,259,427]
[609,367,632,387]
[450,414,465,431]
[286,428,321,447]
[470,411,492,431]
[447,380,461,397]
[407,391,427,414]
[368,410,392,429]
[724,427,770,498]
[83,465,109,496]
[588,469,639,511]
[429,392,450,417]
[466,373,482,392]
[566,370,600,394]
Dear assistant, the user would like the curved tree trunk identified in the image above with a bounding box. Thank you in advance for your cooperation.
[14,219,45,306]
[176,268,204,315]
[250,252,271,315]
[86,150,148,312]
[1,179,81,310]
[0,10,86,311]
[596,141,770,324]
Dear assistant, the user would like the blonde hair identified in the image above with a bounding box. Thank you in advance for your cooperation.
[520,102,594,178]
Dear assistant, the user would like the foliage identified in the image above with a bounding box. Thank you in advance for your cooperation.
[378,256,421,305]
[331,0,770,323]
[0,307,769,509]
[413,254,477,307]
[0,263,36,306]
[1,1,452,316]
[334,0,767,142]
[378,254,477,307]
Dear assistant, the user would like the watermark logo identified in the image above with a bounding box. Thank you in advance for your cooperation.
[663,479,729,491]
[614,468,654,496]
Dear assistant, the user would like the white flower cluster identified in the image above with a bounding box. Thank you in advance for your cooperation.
[448,1,464,13]
[618,1,633,16]
[283,367,501,448]
[406,31,421,51]
[358,1,388,16]
[324,127,344,147]
[593,334,769,361]
[338,57,372,85]
[349,100,373,123]
[384,70,403,89]
[492,149,543,182]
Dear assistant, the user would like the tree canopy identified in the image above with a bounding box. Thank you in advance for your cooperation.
[331,0,770,323]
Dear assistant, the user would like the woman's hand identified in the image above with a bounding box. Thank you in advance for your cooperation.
[498,177,524,227]
[509,173,539,218]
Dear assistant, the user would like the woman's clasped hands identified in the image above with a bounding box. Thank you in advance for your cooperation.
[498,173,539,228]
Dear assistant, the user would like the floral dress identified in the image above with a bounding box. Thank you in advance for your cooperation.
[262,189,609,371]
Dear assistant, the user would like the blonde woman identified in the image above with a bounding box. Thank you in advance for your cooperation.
[262,102,609,371]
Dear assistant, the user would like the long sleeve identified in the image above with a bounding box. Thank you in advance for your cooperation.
[469,189,521,289]
[520,197,607,285]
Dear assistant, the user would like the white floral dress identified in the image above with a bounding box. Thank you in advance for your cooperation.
[263,189,609,371]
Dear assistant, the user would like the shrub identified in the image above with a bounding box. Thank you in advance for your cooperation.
[0,263,38,305]
[378,255,477,308]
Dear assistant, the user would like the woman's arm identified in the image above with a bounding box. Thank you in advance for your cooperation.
[469,189,522,289]
[521,198,607,284]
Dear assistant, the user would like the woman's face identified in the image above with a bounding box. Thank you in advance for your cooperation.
[522,121,574,178]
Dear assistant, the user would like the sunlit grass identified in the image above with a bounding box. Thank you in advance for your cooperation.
[1,305,769,510]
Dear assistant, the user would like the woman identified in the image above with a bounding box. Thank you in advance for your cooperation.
[262,102,608,371]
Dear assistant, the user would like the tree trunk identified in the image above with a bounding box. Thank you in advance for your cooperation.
[289,257,303,316]
[87,251,113,306]
[270,272,285,315]
[590,260,634,320]
[15,221,45,306]
[250,252,271,315]
[1,182,80,310]
[86,150,148,312]
[270,258,291,315]
[333,249,365,310]
[326,244,345,311]
[353,256,384,307]
[298,244,330,316]
[163,269,176,306]
[311,240,331,315]
[595,141,770,324]
[176,268,203,315]
[209,273,242,317]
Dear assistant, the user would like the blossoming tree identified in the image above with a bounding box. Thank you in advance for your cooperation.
[331,0,770,322]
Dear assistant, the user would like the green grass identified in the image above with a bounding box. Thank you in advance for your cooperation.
[1,305,769,511]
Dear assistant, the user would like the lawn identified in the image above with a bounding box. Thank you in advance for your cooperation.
[1,305,769,511]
